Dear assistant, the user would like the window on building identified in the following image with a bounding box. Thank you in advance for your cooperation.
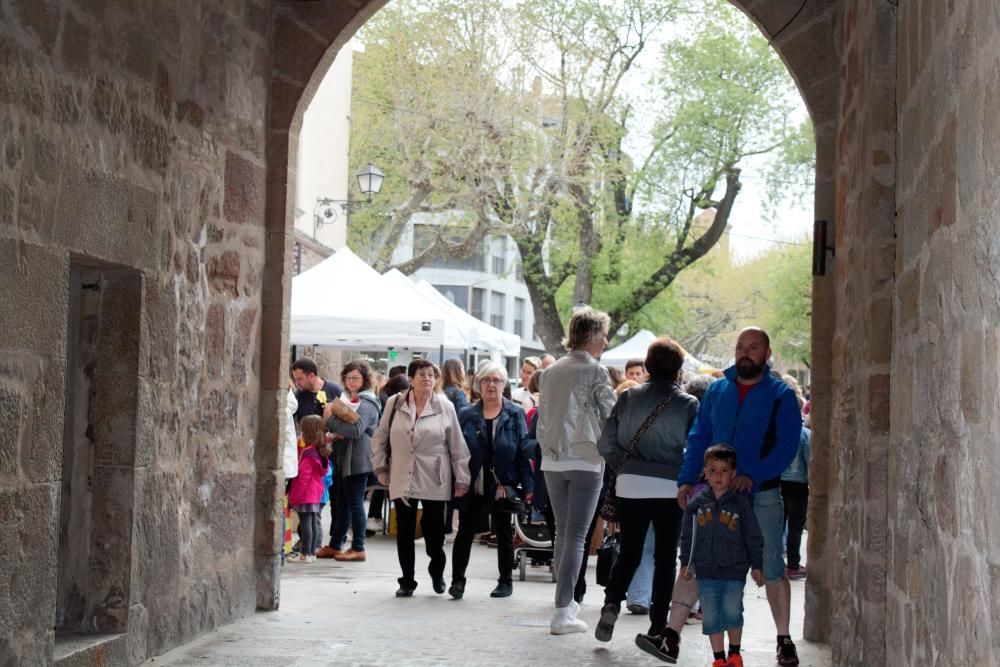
[433,284,469,311]
[490,291,505,329]
[514,298,526,338]
[471,288,486,322]
[413,224,487,271]
[491,237,507,275]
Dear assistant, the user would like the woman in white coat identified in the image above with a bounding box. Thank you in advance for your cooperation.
[372,358,471,597]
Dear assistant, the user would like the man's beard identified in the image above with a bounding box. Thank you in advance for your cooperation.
[736,359,764,379]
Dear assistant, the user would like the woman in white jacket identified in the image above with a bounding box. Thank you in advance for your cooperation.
[371,359,471,597]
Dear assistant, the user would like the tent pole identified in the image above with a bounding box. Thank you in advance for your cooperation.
[439,343,444,365]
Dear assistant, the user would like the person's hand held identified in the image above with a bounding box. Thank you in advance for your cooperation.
[751,568,764,586]
[681,566,693,580]
[454,483,469,497]
[376,469,389,486]
[731,475,754,493]
[677,484,693,509]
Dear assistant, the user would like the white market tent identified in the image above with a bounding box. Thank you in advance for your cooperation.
[290,247,447,348]
[602,329,716,375]
[380,269,470,350]
[414,279,521,358]
[290,247,521,360]
[601,329,657,368]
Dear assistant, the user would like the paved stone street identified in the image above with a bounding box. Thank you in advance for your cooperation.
[147,527,830,667]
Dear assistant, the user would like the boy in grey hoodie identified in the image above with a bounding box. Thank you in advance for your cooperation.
[679,445,764,667]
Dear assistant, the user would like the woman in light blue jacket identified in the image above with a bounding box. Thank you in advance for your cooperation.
[536,308,617,635]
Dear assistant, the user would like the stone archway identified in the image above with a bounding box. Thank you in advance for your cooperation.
[256,0,896,664]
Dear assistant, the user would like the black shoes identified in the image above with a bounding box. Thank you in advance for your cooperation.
[432,577,446,594]
[635,627,680,664]
[626,602,650,615]
[395,578,417,597]
[595,602,620,642]
[449,578,466,599]
[777,637,800,666]
[490,582,513,598]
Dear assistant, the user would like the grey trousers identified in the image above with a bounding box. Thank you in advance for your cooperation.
[544,469,604,608]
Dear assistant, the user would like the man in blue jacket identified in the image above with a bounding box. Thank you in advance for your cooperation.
[673,327,802,666]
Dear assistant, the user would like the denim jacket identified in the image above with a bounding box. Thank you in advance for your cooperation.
[780,426,811,483]
[458,399,534,495]
[536,351,616,466]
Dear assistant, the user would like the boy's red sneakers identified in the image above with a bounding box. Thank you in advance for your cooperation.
[711,660,727,667]
[726,655,744,667]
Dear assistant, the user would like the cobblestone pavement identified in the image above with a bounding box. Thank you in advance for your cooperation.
[148,531,831,667]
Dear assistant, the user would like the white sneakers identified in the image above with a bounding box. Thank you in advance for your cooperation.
[550,600,588,635]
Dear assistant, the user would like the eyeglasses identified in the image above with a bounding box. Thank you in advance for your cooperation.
[481,377,505,385]
[344,375,363,381]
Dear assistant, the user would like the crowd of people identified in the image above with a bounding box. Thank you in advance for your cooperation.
[282,309,811,667]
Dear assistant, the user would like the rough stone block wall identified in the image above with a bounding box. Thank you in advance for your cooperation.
[891,0,1000,663]
[0,0,270,662]
[826,0,897,664]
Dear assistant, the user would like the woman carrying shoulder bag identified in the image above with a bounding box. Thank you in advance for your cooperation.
[371,359,470,598]
[592,337,700,653]
[450,361,534,600]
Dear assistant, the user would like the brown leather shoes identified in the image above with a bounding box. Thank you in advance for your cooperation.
[333,549,366,562]
[315,546,343,559]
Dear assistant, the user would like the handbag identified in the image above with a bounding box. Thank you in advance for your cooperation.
[491,467,525,514]
[328,396,361,425]
[595,531,620,586]
[599,388,679,523]
[380,390,406,480]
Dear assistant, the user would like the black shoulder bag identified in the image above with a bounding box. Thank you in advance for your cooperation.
[599,388,678,523]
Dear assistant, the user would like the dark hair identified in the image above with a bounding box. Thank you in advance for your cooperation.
[382,374,409,399]
[388,365,407,378]
[607,366,624,387]
[704,444,737,468]
[341,360,373,391]
[682,374,713,402]
[645,336,684,382]
[442,359,466,389]
[527,368,543,394]
[407,358,437,378]
[625,359,645,372]
[292,358,318,376]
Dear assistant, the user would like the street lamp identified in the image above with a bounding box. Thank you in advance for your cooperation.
[315,163,385,230]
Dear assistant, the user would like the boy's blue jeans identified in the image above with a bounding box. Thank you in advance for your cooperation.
[697,578,745,635]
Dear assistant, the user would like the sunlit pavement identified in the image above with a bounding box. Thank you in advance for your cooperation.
[147,530,831,667]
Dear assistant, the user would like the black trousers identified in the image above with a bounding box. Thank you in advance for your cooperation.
[602,497,683,633]
[452,495,514,584]
[394,498,447,586]
[781,481,809,568]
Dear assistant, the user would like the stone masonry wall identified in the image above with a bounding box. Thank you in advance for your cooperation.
[825,1,897,664]
[891,0,1000,663]
[0,0,270,663]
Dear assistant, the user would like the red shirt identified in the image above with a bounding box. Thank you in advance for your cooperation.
[737,381,757,404]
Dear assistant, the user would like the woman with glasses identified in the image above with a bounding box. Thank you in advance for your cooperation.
[449,361,533,600]
[371,359,470,597]
[318,360,382,562]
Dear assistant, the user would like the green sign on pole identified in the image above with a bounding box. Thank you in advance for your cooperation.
[388,349,398,362]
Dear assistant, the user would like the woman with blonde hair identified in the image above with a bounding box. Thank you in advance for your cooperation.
[536,307,617,634]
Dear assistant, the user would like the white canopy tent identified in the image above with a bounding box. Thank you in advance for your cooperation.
[601,329,716,375]
[601,330,657,368]
[290,247,446,348]
[380,269,471,350]
[414,280,521,359]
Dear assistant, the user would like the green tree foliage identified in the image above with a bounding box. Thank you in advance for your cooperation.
[347,0,813,351]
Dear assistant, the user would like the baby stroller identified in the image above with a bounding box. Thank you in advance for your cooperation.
[513,505,555,582]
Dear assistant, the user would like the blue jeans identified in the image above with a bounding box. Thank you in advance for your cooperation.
[753,488,786,582]
[331,473,368,552]
[626,524,654,607]
[698,578,744,635]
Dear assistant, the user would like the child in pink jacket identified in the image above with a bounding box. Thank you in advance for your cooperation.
[289,415,331,562]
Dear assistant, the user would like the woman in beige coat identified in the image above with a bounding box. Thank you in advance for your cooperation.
[372,358,471,597]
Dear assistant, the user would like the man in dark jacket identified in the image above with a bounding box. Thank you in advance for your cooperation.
[675,327,803,666]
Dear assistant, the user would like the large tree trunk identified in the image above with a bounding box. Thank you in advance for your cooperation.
[514,234,568,352]
[569,183,598,308]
